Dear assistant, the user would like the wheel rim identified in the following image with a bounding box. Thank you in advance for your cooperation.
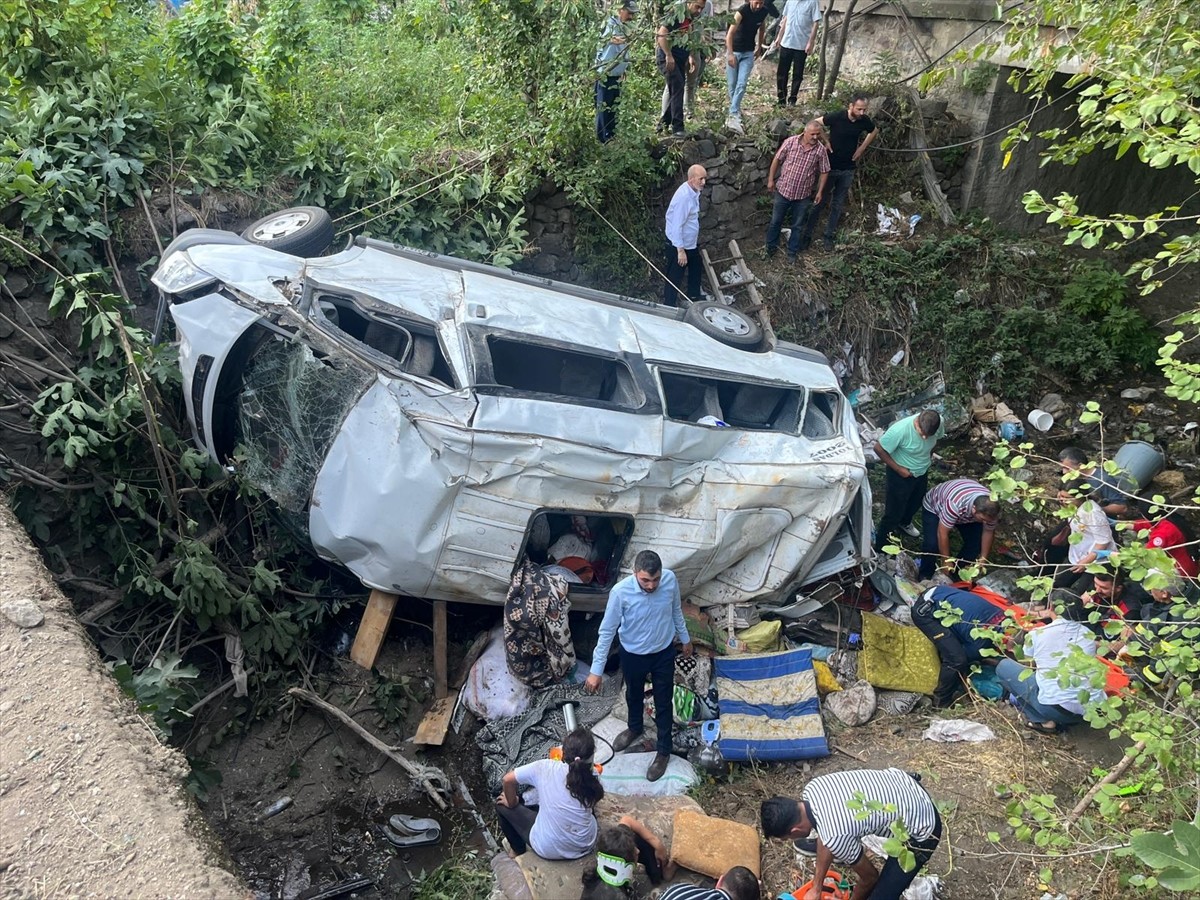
[701,306,752,336]
[250,211,312,242]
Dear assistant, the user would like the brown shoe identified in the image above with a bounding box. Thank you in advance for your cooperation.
[647,753,670,782]
[611,728,643,753]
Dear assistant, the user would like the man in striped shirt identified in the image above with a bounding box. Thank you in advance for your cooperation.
[761,768,942,900]
[917,477,1000,580]
[659,866,761,900]
[765,119,830,260]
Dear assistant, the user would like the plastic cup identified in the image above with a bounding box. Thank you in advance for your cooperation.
[1027,409,1054,432]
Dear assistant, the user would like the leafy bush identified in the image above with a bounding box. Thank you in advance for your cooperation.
[1061,260,1159,369]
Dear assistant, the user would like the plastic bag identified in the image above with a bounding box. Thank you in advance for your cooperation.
[599,752,698,796]
[824,680,877,726]
[922,719,996,742]
[462,626,532,720]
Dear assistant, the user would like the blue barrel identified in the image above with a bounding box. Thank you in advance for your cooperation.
[1114,440,1165,490]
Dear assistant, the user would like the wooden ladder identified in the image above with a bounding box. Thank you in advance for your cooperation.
[698,238,776,349]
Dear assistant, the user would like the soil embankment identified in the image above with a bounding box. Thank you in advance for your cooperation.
[0,499,245,899]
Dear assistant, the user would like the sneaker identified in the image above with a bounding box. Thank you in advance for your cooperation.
[793,837,818,857]
[902,523,921,538]
[647,752,670,782]
[766,247,777,258]
[725,115,744,134]
[822,237,835,252]
[672,128,687,137]
[611,728,643,753]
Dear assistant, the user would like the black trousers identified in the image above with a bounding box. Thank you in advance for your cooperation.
[495,802,539,856]
[917,508,983,579]
[663,243,701,306]
[620,643,677,755]
[871,812,943,900]
[776,47,807,103]
[657,48,689,131]
[875,468,927,552]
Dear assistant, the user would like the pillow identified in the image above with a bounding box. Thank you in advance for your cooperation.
[669,808,760,879]
[858,612,940,695]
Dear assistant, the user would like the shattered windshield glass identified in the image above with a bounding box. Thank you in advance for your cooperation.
[236,335,373,533]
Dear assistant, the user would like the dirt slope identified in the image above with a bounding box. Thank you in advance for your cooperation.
[0,499,246,899]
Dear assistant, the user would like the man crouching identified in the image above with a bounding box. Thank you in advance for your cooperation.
[760,768,942,900]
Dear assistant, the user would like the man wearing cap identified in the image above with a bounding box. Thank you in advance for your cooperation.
[873,409,943,552]
[595,0,638,143]
[662,164,707,306]
[765,118,829,260]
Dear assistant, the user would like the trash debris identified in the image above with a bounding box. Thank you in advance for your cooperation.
[258,796,293,820]
[866,373,970,435]
[1120,386,1155,401]
[1027,408,1054,432]
[876,690,924,716]
[998,421,1024,442]
[1038,392,1068,417]
[922,719,996,743]
[875,204,920,237]
[382,813,442,848]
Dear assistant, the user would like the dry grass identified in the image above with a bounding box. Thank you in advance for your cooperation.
[689,696,1125,899]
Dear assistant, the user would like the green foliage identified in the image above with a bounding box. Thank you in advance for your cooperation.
[372,674,427,725]
[111,653,199,739]
[969,1,1200,293]
[799,229,1141,400]
[1129,822,1200,891]
[960,62,998,95]
[412,854,492,900]
[1060,261,1159,368]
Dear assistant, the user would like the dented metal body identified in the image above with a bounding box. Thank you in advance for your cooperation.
[154,231,871,610]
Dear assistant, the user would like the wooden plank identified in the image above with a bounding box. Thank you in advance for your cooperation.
[349,589,399,670]
[413,628,492,747]
[699,248,724,304]
[432,599,448,699]
[728,239,776,350]
[413,696,456,746]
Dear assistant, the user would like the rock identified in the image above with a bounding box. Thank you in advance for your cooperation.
[1038,392,1067,417]
[710,183,738,206]
[917,98,949,119]
[898,191,914,205]
[530,254,559,275]
[766,118,791,138]
[1,598,44,628]
[543,192,571,210]
[694,139,716,160]
[1120,386,1156,401]
[3,272,32,298]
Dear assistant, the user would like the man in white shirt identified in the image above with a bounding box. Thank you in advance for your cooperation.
[773,0,821,106]
[663,164,707,306]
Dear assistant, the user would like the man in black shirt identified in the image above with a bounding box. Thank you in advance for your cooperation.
[724,0,781,132]
[799,93,878,251]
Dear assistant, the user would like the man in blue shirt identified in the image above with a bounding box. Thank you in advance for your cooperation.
[585,550,693,781]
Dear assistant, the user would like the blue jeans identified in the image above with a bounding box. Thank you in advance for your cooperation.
[726,50,755,117]
[595,76,621,143]
[996,658,1083,726]
[801,168,855,246]
[765,192,814,257]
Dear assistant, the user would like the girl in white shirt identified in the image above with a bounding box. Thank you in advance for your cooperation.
[495,728,603,859]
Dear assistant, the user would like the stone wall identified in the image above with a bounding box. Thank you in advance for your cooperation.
[519,129,784,287]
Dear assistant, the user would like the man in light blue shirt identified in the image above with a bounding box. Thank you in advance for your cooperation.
[662,164,707,306]
[585,550,693,782]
